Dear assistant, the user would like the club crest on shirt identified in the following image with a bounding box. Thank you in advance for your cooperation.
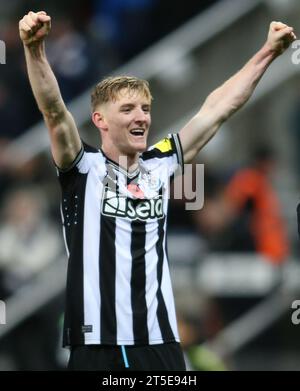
[140,172,162,192]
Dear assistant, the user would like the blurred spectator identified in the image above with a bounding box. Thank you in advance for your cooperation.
[196,147,290,265]
[47,18,117,102]
[0,81,28,139]
[0,186,62,297]
[91,0,220,61]
[0,20,40,137]
[177,296,226,371]
[0,0,219,140]
[0,186,64,370]
[91,0,158,61]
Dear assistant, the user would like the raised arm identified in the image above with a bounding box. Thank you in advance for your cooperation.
[19,11,81,169]
[179,22,296,163]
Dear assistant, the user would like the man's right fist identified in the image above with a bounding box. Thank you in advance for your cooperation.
[19,11,51,45]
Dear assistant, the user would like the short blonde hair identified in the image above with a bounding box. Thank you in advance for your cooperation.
[91,75,153,112]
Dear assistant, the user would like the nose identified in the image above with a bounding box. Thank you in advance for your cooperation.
[134,107,149,124]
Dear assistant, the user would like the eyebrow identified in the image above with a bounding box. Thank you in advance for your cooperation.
[120,103,151,109]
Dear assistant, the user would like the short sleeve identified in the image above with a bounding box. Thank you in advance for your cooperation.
[55,141,104,192]
[141,133,184,177]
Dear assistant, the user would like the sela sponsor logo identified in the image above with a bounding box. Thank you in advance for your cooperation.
[102,158,205,211]
[101,187,164,220]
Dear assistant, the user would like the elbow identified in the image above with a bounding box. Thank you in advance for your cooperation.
[43,107,67,126]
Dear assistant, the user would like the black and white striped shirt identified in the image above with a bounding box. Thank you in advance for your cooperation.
[57,133,184,346]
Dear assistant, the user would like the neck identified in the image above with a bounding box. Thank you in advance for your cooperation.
[101,146,139,172]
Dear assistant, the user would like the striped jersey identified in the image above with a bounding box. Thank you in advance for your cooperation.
[57,133,184,346]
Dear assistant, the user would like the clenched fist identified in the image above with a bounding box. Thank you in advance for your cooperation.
[267,21,296,55]
[19,11,51,46]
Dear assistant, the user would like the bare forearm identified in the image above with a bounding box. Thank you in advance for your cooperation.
[24,42,65,116]
[180,45,277,161]
[179,21,295,162]
[204,43,277,122]
[19,11,82,169]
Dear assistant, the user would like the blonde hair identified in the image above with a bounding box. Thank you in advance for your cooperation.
[91,75,153,112]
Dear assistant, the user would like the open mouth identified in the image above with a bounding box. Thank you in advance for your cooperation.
[130,128,145,137]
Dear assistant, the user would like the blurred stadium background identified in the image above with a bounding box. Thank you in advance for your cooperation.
[0,0,300,370]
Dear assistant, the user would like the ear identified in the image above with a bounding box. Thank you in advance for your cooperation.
[92,111,108,131]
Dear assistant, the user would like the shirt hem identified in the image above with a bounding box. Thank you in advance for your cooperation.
[63,337,180,348]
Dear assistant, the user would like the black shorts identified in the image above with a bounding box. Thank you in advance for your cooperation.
[67,342,186,371]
